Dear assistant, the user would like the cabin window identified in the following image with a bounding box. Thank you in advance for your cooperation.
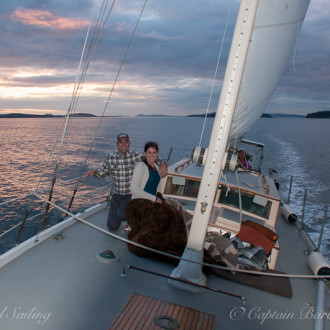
[164,176,200,198]
[218,187,271,219]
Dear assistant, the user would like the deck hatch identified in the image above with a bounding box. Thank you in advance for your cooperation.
[109,293,215,329]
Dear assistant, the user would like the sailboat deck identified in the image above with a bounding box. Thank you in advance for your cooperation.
[0,206,327,330]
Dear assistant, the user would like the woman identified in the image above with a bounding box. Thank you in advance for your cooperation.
[126,141,188,261]
[131,141,163,203]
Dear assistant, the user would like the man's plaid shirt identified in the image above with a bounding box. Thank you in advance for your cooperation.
[94,151,166,195]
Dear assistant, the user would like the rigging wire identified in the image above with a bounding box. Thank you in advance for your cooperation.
[34,0,116,193]
[198,0,233,148]
[58,0,119,212]
[301,204,329,225]
[34,1,105,230]
[49,0,112,172]
[65,0,150,212]
[31,0,119,229]
[65,0,118,122]
[32,192,330,280]
[34,0,99,193]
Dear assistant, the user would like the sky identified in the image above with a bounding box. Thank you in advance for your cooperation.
[0,0,329,117]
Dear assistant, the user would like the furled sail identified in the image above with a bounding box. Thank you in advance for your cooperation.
[228,0,311,142]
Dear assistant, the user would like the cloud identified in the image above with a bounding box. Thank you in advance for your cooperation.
[10,8,90,30]
[0,1,329,116]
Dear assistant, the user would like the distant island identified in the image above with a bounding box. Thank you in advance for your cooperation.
[0,110,329,119]
[187,111,329,119]
[0,113,102,118]
[306,111,330,118]
[187,112,216,118]
[264,113,305,118]
[187,112,304,118]
[136,114,175,117]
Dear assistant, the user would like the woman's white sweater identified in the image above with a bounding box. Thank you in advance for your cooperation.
[131,162,162,201]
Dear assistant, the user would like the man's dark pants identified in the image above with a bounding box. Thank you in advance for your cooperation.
[107,193,132,230]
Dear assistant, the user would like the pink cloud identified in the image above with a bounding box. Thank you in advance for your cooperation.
[10,8,90,30]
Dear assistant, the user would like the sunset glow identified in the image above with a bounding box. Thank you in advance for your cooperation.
[10,8,90,30]
[0,81,118,100]
[0,1,329,116]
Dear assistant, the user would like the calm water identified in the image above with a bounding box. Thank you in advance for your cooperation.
[0,117,329,260]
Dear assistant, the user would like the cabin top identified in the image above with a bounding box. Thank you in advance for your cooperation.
[164,157,282,269]
[166,158,281,201]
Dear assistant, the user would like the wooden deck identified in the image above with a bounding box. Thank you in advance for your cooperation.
[109,293,215,329]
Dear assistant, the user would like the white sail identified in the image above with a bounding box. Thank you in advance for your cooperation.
[170,0,311,291]
[229,0,311,141]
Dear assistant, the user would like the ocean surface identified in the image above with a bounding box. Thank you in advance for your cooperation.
[0,117,329,260]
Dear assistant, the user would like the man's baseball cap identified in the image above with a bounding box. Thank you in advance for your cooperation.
[117,133,129,141]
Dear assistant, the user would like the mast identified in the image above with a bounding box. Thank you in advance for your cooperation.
[169,0,259,291]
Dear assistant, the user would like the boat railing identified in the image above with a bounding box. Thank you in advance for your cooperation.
[0,175,111,254]
[174,159,193,173]
[280,174,329,259]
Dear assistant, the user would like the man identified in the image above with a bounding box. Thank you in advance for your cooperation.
[86,133,167,230]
